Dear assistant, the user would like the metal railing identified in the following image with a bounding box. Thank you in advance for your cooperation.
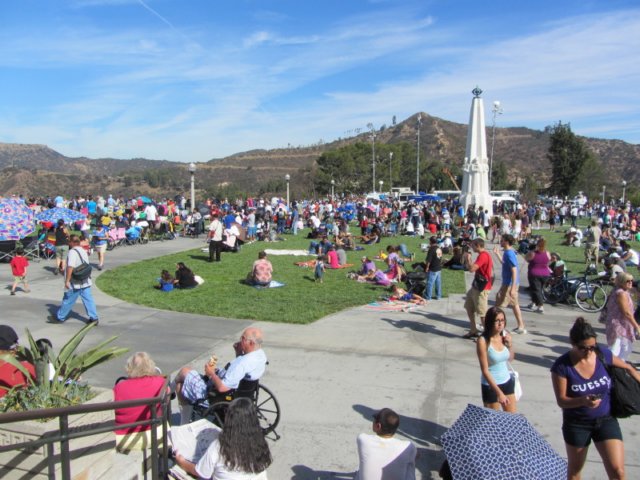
[0,377,171,480]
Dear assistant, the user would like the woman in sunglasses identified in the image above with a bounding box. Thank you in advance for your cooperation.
[605,272,640,361]
[551,317,640,480]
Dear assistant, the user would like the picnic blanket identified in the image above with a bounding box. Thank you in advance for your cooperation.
[362,300,422,312]
[254,280,286,289]
[264,249,312,256]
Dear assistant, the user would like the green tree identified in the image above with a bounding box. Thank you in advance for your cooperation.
[491,161,510,190]
[573,152,605,200]
[547,122,594,196]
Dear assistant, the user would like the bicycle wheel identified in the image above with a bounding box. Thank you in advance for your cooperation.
[575,283,607,312]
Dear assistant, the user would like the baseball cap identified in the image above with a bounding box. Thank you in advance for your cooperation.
[0,325,19,350]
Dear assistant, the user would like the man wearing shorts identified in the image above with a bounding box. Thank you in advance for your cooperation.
[464,239,493,338]
[493,234,527,334]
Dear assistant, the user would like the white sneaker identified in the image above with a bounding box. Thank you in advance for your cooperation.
[536,306,544,313]
[525,303,534,310]
[513,327,528,334]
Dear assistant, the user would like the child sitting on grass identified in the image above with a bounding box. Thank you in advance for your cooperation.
[154,270,174,292]
[389,284,427,306]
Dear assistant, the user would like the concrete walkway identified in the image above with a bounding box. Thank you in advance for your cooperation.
[1,236,638,479]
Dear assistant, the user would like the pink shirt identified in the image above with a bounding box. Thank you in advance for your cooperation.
[327,250,340,269]
[113,376,166,434]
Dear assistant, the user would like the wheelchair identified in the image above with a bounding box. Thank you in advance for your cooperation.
[191,378,281,440]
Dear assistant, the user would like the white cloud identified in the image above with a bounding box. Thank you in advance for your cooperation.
[1,5,639,163]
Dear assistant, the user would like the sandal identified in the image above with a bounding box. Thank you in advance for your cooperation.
[462,331,480,339]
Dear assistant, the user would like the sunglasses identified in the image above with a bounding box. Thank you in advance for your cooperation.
[576,345,597,352]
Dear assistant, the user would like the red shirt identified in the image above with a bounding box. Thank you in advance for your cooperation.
[10,255,29,276]
[113,376,166,434]
[475,250,494,290]
[0,360,35,398]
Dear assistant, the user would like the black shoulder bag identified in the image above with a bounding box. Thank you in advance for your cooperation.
[472,271,488,291]
[70,248,92,282]
[596,348,640,418]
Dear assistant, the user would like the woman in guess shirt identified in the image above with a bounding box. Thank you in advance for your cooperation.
[551,317,640,480]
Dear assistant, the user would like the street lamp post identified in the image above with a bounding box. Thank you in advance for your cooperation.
[489,100,503,192]
[622,180,627,205]
[389,151,393,190]
[379,180,384,196]
[331,179,335,199]
[416,114,422,193]
[602,186,606,205]
[188,162,196,212]
[285,174,290,209]
[369,129,376,192]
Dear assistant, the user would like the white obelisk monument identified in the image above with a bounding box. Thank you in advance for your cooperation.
[459,86,493,217]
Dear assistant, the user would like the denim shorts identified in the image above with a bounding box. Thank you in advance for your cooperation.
[481,376,515,404]
[562,415,622,448]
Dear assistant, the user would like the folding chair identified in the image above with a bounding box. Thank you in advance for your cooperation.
[0,241,16,263]
[21,237,41,262]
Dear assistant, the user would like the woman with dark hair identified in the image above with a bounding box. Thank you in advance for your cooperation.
[173,262,198,289]
[551,317,640,480]
[476,306,517,413]
[176,397,272,479]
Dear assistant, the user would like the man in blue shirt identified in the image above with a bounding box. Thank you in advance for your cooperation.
[493,234,527,334]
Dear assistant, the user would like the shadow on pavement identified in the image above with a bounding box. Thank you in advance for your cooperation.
[352,404,447,447]
[381,317,459,339]
[290,465,355,479]
[417,312,470,330]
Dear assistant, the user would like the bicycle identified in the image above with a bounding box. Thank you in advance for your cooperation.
[542,266,608,312]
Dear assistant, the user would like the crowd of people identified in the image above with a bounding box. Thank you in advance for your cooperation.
[3,190,640,479]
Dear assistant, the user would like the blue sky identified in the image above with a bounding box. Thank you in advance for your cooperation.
[0,0,638,162]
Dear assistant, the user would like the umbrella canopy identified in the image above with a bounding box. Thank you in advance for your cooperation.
[35,207,86,225]
[138,196,153,204]
[0,198,35,241]
[442,404,566,480]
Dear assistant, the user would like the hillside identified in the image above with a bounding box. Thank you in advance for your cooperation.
[0,112,638,199]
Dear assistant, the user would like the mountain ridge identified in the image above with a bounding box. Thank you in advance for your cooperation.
[1,112,638,198]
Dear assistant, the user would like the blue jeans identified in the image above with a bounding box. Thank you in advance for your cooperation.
[425,271,442,300]
[57,286,98,321]
[399,244,412,257]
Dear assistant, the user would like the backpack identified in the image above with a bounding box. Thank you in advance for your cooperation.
[70,249,92,282]
[597,349,640,418]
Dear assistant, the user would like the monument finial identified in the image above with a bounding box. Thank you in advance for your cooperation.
[472,86,482,98]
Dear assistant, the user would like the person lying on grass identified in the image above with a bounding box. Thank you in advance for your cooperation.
[389,285,427,306]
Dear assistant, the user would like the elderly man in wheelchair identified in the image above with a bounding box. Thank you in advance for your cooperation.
[173,327,267,425]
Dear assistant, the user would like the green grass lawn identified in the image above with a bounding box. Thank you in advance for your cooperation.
[97,230,467,324]
[84,218,640,324]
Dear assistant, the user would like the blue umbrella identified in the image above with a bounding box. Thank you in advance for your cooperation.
[0,198,35,240]
[138,196,153,204]
[35,207,86,224]
[442,404,566,480]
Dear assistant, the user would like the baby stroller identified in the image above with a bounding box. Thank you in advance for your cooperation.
[405,271,427,298]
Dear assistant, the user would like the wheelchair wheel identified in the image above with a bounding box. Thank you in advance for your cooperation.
[256,385,280,435]
[542,280,566,305]
[575,282,607,312]
[206,401,229,428]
